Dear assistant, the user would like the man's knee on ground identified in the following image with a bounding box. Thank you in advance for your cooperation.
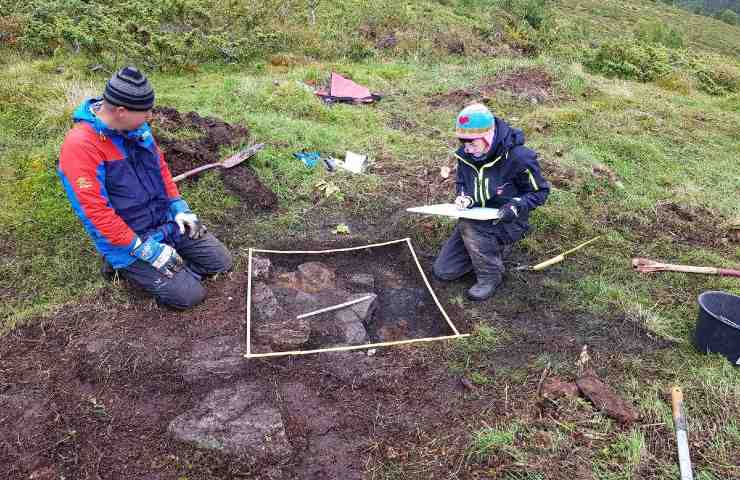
[200,244,233,275]
[159,277,206,310]
[212,247,234,274]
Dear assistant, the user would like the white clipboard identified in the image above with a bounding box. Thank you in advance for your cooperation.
[406,203,500,220]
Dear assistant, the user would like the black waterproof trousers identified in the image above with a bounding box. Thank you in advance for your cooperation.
[119,232,233,309]
[433,219,518,283]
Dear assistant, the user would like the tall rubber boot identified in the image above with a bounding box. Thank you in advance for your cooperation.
[467,274,502,301]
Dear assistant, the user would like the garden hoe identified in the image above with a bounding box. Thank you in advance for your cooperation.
[516,236,602,271]
[173,143,265,182]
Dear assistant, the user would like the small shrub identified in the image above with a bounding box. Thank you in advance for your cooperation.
[585,40,675,82]
[14,0,286,69]
[635,20,684,49]
[694,61,740,95]
[716,8,739,26]
[497,0,549,30]
[655,71,694,94]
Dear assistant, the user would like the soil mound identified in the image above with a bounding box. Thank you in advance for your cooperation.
[428,67,557,108]
[152,107,277,209]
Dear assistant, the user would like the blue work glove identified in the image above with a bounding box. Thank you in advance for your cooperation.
[169,199,207,240]
[131,236,184,278]
[498,202,520,223]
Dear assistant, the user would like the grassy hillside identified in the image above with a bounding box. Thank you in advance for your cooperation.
[1,0,739,477]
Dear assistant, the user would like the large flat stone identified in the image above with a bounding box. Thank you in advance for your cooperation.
[182,335,244,383]
[297,262,336,293]
[576,371,639,424]
[251,256,272,280]
[168,381,292,461]
[252,283,311,348]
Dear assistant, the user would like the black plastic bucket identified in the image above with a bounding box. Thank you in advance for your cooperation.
[694,291,740,366]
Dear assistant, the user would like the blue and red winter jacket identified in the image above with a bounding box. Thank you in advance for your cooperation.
[58,98,190,268]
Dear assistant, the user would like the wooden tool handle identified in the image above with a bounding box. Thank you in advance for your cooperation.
[671,386,694,480]
[718,268,740,278]
[671,386,684,422]
[173,163,218,183]
[531,254,565,271]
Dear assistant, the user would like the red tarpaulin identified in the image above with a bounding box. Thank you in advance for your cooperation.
[315,72,380,104]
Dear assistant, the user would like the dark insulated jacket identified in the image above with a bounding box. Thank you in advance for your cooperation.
[455,117,550,241]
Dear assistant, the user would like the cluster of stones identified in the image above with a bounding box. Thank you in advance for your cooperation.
[250,258,379,352]
[166,257,431,466]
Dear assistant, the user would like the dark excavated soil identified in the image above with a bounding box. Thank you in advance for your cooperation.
[152,107,277,209]
[0,234,678,479]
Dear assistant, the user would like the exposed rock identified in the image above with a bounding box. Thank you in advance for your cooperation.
[311,293,376,345]
[333,310,369,344]
[347,273,374,291]
[252,282,282,319]
[576,371,639,424]
[293,290,322,311]
[273,271,301,290]
[251,256,272,280]
[298,262,336,293]
[255,317,310,348]
[252,282,311,348]
[168,381,292,461]
[347,293,378,320]
[375,269,404,289]
[182,335,245,383]
[542,377,581,399]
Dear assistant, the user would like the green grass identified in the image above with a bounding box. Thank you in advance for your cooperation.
[1,0,740,476]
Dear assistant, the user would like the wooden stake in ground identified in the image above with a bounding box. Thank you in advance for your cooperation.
[632,258,740,278]
[671,386,694,480]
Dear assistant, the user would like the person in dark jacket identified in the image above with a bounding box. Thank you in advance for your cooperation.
[433,103,550,300]
[58,66,232,309]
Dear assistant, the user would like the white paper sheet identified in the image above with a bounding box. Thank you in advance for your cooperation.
[406,203,501,220]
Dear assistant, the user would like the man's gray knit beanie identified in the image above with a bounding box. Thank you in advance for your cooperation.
[103,66,155,111]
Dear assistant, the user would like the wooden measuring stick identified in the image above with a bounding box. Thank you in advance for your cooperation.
[296,295,376,320]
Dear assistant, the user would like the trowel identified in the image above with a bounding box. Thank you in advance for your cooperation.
[172,143,265,182]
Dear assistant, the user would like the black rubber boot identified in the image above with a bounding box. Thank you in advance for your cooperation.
[466,275,502,301]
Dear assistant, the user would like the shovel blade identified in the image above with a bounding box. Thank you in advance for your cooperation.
[221,143,265,168]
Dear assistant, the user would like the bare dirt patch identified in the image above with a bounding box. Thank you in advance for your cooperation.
[428,67,559,108]
[625,201,731,249]
[152,107,277,209]
[539,157,580,190]
[0,236,679,479]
